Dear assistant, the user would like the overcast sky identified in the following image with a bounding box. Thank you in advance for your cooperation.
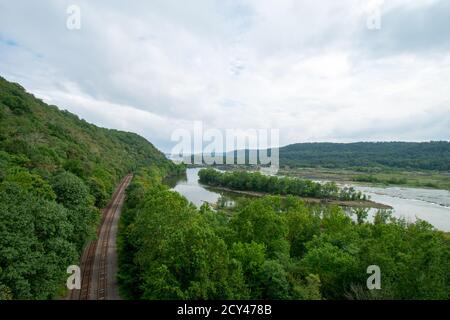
[1,0,449,152]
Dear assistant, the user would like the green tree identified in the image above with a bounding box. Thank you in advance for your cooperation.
[0,182,77,299]
[4,168,56,201]
[51,171,91,208]
[256,260,290,299]
[231,200,289,259]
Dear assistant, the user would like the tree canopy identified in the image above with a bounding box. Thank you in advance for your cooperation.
[198,168,366,200]
[119,171,449,300]
[0,76,181,299]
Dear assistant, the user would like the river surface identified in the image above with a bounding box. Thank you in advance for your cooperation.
[166,168,223,207]
[168,168,450,232]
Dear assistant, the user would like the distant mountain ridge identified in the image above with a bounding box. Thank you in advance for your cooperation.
[279,141,450,171]
[193,141,450,171]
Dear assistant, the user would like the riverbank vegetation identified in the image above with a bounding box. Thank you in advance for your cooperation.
[0,77,180,299]
[352,173,450,190]
[198,168,366,201]
[277,167,450,190]
[118,170,449,300]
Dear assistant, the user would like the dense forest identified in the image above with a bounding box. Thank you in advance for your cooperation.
[214,142,450,171]
[0,76,180,299]
[119,169,449,300]
[279,142,450,171]
[198,168,366,201]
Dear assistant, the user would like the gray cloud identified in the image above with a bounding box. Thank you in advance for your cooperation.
[360,0,450,56]
[0,0,449,152]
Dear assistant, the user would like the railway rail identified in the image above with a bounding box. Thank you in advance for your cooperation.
[69,174,133,300]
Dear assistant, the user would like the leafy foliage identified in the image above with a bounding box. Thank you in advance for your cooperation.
[0,183,77,299]
[0,76,179,204]
[198,168,366,200]
[120,172,449,300]
[0,76,180,299]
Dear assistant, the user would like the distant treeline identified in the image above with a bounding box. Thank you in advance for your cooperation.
[0,76,181,299]
[198,168,366,201]
[280,142,450,171]
[197,141,450,172]
[353,174,407,185]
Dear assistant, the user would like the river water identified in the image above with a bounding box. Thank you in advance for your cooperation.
[351,185,450,231]
[168,168,450,232]
[166,168,223,207]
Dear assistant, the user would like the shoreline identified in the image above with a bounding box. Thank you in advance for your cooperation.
[277,168,450,191]
[206,185,393,209]
[188,165,450,191]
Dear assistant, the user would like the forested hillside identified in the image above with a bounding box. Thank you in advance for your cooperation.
[280,142,450,171]
[0,76,180,299]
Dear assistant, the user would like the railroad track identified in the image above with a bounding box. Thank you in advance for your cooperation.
[69,174,133,300]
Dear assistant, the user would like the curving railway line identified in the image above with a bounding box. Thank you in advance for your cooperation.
[69,174,133,300]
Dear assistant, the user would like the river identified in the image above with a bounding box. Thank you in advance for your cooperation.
[168,168,450,232]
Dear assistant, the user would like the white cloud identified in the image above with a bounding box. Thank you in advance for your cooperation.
[0,0,449,151]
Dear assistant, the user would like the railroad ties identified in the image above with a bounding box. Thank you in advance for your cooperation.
[71,174,132,300]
